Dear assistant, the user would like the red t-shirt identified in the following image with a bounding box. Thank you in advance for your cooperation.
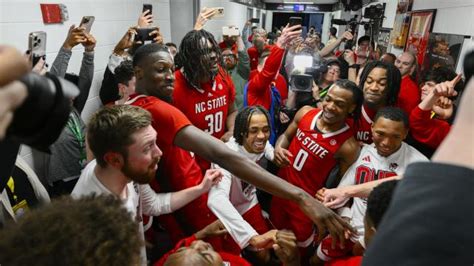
[279,108,354,195]
[247,44,273,70]
[246,45,286,110]
[409,106,451,149]
[173,69,236,172]
[129,94,217,234]
[396,76,421,115]
[154,235,251,266]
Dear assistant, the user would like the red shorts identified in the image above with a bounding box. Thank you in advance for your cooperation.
[270,196,315,247]
[316,234,355,261]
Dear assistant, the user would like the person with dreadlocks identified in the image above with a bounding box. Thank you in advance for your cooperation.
[173,29,237,174]
[272,79,363,264]
[128,42,356,255]
[245,24,302,145]
[354,61,401,144]
[208,106,277,261]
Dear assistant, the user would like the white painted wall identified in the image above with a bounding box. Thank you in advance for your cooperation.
[169,0,195,45]
[199,0,248,43]
[0,0,171,169]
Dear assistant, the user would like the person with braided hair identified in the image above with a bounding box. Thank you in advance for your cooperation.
[173,29,237,174]
[354,61,401,144]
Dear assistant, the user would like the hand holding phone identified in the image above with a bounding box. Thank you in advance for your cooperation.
[222,26,239,36]
[28,31,47,67]
[212,7,224,18]
[143,4,152,15]
[79,16,95,33]
[289,17,302,27]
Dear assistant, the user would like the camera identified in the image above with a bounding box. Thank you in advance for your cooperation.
[290,55,327,92]
[7,73,79,150]
[363,4,385,20]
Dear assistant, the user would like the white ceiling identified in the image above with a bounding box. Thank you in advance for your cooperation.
[262,0,339,4]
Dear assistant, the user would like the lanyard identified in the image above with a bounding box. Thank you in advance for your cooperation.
[66,111,86,166]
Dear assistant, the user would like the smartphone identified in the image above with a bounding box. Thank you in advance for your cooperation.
[250,18,260,23]
[289,17,302,27]
[136,28,155,43]
[79,16,95,33]
[212,7,224,18]
[143,4,152,15]
[222,26,239,36]
[28,31,47,67]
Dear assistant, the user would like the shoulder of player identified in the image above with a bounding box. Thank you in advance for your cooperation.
[295,105,316,123]
[402,142,430,163]
[335,136,360,159]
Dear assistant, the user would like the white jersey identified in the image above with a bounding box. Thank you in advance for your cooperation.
[337,142,428,246]
[71,159,172,265]
[208,137,273,249]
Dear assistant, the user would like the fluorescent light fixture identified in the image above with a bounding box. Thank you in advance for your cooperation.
[283,1,315,4]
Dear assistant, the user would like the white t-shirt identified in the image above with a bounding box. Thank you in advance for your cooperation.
[208,137,273,249]
[71,159,172,265]
[337,142,428,246]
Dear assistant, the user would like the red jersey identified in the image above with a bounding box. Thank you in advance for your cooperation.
[154,235,251,266]
[246,45,286,110]
[396,76,420,115]
[129,94,217,234]
[353,105,377,144]
[247,44,273,70]
[279,109,354,195]
[173,69,236,172]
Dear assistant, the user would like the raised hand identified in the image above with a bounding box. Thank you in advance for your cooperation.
[113,27,139,56]
[276,24,302,49]
[63,25,87,50]
[138,9,153,27]
[82,31,97,52]
[194,7,219,30]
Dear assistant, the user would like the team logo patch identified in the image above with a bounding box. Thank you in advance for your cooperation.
[330,139,337,146]
[312,133,318,138]
[218,84,223,90]
[362,156,371,163]
[207,92,213,97]
[389,163,398,171]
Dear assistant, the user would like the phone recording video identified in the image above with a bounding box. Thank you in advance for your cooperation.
[79,16,95,33]
[28,31,47,67]
[143,4,152,15]
[289,17,302,27]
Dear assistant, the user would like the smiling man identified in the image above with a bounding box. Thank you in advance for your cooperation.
[208,106,277,261]
[272,79,363,261]
[355,61,401,144]
[173,30,237,173]
[72,105,222,265]
[315,107,428,263]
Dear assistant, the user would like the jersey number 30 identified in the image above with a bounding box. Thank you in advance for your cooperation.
[205,111,223,135]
